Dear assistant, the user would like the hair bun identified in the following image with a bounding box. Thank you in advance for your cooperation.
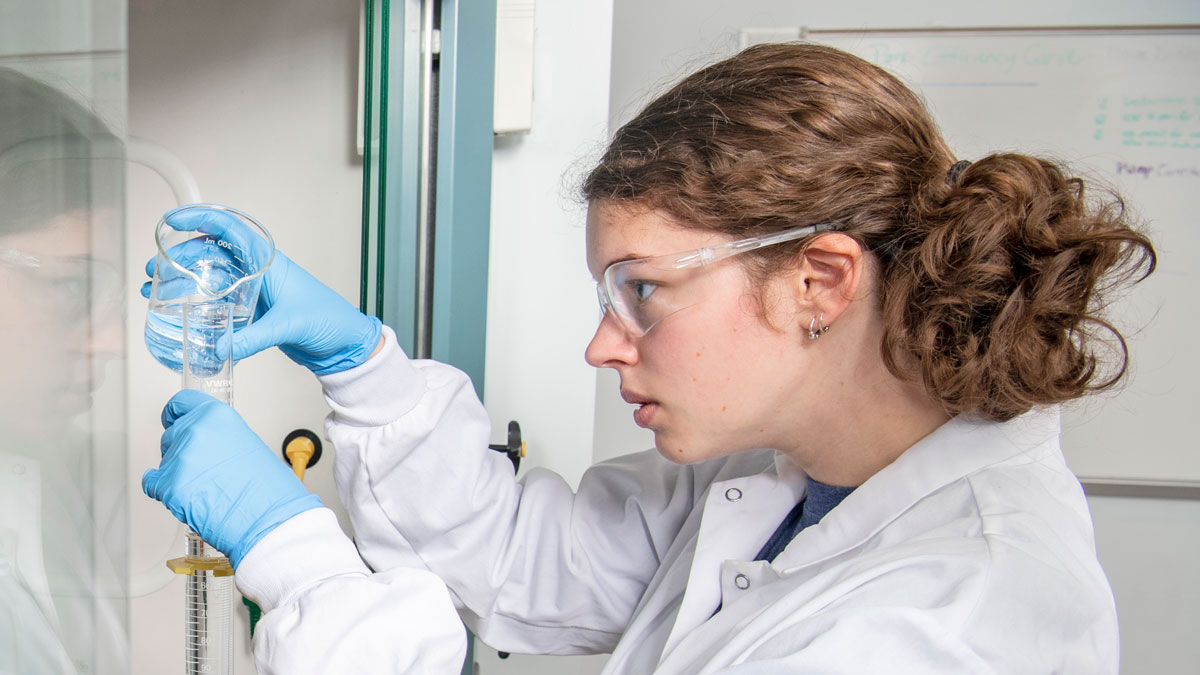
[882,153,1156,421]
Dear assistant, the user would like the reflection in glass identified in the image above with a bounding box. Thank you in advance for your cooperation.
[0,66,130,673]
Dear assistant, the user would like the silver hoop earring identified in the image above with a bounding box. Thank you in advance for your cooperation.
[808,313,830,340]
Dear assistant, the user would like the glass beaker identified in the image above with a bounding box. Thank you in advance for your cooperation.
[144,203,275,377]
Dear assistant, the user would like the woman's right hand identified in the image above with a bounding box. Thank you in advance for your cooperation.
[143,205,383,375]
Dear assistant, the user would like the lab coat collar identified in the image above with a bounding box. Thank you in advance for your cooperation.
[771,406,1062,572]
[657,408,1062,663]
[654,453,801,658]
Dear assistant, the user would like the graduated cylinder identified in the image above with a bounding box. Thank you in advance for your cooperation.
[167,300,236,675]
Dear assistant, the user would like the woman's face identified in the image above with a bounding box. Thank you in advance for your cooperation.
[585,202,816,464]
[0,210,122,439]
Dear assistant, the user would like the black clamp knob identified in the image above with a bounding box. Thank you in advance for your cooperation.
[488,420,524,473]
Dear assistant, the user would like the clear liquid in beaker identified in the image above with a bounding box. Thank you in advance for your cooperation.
[146,205,272,384]
[145,301,243,402]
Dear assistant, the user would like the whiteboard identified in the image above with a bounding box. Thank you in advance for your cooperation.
[744,27,1200,485]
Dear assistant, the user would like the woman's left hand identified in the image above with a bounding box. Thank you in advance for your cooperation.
[142,389,323,568]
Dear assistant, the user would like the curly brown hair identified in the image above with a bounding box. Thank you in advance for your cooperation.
[582,42,1156,422]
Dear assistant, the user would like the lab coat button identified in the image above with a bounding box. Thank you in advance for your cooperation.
[724,487,742,502]
[11,463,25,475]
[734,573,751,590]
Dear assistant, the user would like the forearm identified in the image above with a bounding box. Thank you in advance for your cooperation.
[237,509,466,674]
[318,327,680,651]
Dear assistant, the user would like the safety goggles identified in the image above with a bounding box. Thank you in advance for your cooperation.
[595,221,839,337]
[0,247,123,320]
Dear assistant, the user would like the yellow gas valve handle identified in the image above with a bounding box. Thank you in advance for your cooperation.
[282,429,322,482]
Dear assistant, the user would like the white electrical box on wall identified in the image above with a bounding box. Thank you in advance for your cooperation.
[494,0,535,133]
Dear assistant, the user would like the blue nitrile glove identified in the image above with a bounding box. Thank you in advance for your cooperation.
[142,389,322,568]
[143,204,383,375]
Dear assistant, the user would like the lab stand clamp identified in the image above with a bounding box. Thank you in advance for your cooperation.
[166,548,234,578]
[488,420,525,473]
[488,420,525,661]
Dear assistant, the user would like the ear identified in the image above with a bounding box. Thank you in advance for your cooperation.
[794,233,864,326]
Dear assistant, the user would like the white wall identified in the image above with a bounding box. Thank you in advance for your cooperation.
[477,1,615,672]
[603,2,1200,673]
[126,0,363,672]
[483,0,614,489]
[609,0,1200,129]
[1088,495,1200,672]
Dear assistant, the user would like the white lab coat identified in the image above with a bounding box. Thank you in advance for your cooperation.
[238,326,1118,673]
[0,450,130,675]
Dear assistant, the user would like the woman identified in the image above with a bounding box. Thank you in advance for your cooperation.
[0,67,129,674]
[143,43,1154,673]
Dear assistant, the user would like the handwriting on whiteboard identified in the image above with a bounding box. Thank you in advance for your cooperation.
[1115,161,1200,180]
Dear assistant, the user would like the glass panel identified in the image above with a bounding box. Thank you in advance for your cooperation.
[362,0,427,356]
[430,0,494,396]
[0,1,130,673]
[361,0,385,317]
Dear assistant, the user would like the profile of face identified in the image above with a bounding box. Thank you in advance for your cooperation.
[0,208,122,443]
[585,201,823,464]
[0,69,124,448]
[0,67,130,675]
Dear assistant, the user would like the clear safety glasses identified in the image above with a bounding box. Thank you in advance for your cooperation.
[0,247,123,319]
[596,221,839,337]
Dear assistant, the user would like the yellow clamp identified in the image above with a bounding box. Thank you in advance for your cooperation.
[167,555,234,577]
